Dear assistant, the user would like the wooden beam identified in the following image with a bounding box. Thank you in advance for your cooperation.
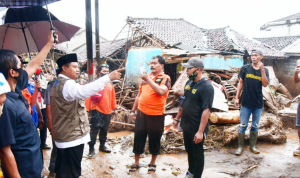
[165,57,190,63]
[133,27,164,48]
[111,23,127,44]
[110,121,135,127]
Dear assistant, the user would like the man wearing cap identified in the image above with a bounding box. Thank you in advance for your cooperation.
[50,54,123,177]
[173,57,214,178]
[85,64,118,158]
[129,55,171,173]
[234,49,269,156]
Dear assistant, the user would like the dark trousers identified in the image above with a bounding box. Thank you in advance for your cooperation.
[40,108,47,146]
[55,144,84,178]
[88,113,111,150]
[48,137,57,172]
[133,110,164,155]
[183,130,205,178]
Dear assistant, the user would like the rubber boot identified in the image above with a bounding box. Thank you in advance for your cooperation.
[293,141,300,156]
[250,131,260,154]
[235,133,245,156]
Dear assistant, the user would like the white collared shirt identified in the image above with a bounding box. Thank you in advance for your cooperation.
[54,74,110,149]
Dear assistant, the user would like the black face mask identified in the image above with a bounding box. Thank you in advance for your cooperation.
[11,68,26,83]
[100,73,107,77]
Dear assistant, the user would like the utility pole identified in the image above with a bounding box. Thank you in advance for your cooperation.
[95,0,100,65]
[85,0,93,82]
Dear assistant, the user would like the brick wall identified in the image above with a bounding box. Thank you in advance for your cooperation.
[264,56,300,97]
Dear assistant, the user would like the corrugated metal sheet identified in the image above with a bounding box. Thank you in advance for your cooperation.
[126,47,162,85]
[203,55,243,70]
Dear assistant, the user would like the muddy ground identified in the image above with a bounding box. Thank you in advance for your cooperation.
[41,129,300,178]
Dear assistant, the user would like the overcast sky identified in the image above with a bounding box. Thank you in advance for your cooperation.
[4,0,300,41]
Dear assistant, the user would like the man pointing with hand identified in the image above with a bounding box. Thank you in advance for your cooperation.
[50,53,124,178]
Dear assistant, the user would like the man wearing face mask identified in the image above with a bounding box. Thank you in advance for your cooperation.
[0,31,57,178]
[85,64,118,158]
[173,57,214,178]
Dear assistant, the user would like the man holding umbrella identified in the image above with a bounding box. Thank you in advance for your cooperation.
[0,30,57,178]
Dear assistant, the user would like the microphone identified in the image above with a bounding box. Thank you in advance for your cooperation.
[35,69,42,92]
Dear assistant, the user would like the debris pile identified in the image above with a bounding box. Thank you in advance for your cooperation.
[107,65,294,150]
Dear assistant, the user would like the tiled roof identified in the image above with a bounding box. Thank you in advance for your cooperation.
[128,17,207,48]
[54,44,85,62]
[254,36,300,51]
[271,12,300,22]
[128,18,285,57]
[205,27,285,57]
[76,38,128,62]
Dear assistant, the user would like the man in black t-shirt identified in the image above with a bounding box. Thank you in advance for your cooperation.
[234,48,269,156]
[173,57,214,178]
[0,31,57,178]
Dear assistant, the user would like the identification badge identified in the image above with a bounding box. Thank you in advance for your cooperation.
[155,78,162,84]
[53,80,59,86]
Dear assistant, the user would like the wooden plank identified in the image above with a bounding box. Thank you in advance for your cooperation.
[110,121,135,127]
[165,57,190,63]
[216,73,231,79]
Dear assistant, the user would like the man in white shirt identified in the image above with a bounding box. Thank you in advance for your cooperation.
[50,54,124,177]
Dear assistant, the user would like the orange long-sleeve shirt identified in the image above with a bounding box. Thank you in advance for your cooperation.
[85,82,117,114]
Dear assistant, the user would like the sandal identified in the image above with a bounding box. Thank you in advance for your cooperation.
[129,164,140,172]
[148,164,156,173]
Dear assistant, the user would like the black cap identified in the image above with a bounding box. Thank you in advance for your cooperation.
[56,54,78,68]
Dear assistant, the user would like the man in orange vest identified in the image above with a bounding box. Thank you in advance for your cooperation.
[129,55,171,173]
[85,64,118,158]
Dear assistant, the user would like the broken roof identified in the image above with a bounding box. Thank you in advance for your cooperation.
[254,36,300,51]
[127,17,284,57]
[76,38,128,62]
[205,27,285,57]
[128,17,207,48]
[271,12,300,23]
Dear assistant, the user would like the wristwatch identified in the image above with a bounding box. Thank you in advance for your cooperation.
[174,118,180,122]
[130,110,135,113]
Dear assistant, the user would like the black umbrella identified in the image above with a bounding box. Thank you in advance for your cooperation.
[0,6,80,58]
[0,0,60,6]
[0,0,61,43]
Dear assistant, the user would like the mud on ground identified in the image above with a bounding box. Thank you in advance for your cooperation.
[41,129,300,178]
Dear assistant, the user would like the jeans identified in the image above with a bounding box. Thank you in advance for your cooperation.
[183,130,205,178]
[239,106,263,133]
[296,100,300,126]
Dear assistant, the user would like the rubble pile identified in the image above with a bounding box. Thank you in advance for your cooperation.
[104,65,295,150]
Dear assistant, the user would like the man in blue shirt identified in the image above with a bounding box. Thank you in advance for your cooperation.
[0,30,57,178]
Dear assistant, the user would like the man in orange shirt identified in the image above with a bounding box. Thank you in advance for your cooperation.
[129,55,171,173]
[85,64,118,158]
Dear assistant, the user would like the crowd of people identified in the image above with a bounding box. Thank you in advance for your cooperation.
[0,30,299,178]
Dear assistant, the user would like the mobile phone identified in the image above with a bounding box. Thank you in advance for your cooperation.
[140,67,146,74]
